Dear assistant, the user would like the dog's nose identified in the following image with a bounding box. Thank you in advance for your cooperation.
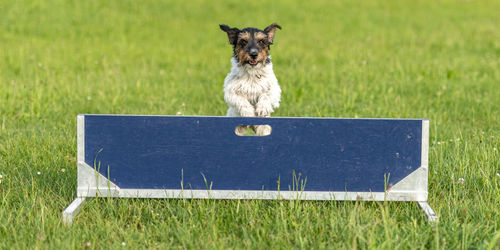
[249,48,258,58]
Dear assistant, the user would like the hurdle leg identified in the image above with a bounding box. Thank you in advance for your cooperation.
[62,197,86,225]
[417,201,438,223]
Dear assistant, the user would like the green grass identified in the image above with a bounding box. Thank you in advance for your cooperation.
[1,0,499,248]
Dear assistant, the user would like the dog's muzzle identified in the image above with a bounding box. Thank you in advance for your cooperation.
[248,48,259,66]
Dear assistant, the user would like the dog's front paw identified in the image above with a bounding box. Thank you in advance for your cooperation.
[239,106,255,117]
[255,104,273,117]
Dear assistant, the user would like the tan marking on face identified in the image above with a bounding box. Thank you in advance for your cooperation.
[255,32,269,63]
[234,32,247,65]
[238,32,250,40]
[237,49,247,64]
[257,49,268,62]
[254,32,267,41]
[235,32,249,58]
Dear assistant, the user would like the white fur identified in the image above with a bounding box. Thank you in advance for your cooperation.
[223,57,281,118]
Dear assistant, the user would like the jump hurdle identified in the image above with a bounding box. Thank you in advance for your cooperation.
[63,115,437,224]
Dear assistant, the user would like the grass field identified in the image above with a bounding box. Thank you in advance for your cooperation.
[1,0,499,248]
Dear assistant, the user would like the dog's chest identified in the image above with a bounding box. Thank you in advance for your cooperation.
[227,72,273,103]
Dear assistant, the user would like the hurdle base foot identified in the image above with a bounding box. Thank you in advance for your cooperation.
[63,197,86,226]
[417,201,438,223]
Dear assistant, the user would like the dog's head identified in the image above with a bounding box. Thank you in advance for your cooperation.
[220,23,281,67]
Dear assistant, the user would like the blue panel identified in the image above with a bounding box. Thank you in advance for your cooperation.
[84,115,423,192]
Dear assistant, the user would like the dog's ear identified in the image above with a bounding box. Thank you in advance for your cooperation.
[264,23,282,44]
[220,24,240,45]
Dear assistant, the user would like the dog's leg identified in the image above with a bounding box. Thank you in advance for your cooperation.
[235,125,250,135]
[253,94,276,136]
[269,82,282,111]
[224,91,255,117]
[255,95,273,117]
[226,107,239,117]
[253,125,272,136]
[227,107,252,136]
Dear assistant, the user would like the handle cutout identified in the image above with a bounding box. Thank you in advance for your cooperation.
[235,125,272,136]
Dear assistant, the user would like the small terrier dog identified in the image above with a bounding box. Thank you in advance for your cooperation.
[220,23,282,136]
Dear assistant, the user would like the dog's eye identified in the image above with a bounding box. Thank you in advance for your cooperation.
[258,40,265,45]
[240,40,247,46]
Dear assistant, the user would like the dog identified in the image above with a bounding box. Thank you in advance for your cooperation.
[220,23,282,136]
